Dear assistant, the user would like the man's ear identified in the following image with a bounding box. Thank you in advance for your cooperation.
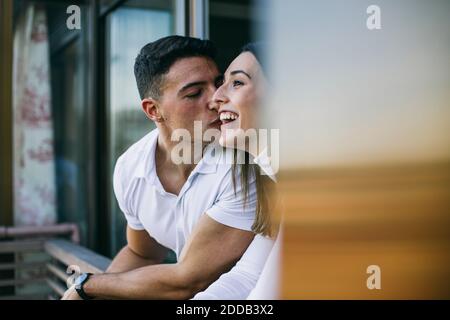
[141,98,164,122]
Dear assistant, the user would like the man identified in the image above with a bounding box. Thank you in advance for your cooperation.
[62,36,257,300]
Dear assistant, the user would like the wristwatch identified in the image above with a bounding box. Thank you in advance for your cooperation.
[74,273,93,300]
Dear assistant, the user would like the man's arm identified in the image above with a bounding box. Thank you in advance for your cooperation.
[79,214,254,300]
[193,234,276,300]
[106,226,169,273]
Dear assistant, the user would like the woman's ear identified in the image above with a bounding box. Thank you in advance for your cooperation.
[141,98,164,122]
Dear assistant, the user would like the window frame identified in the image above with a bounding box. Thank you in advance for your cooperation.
[0,0,14,227]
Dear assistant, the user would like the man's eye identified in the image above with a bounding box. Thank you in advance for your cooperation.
[186,90,202,98]
[233,80,244,87]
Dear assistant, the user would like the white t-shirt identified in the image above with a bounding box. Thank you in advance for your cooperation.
[247,229,281,299]
[193,149,281,300]
[192,234,276,299]
[113,129,257,259]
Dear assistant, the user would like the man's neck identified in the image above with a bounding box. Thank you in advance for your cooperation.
[156,132,197,179]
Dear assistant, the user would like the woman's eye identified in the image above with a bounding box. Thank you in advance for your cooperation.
[233,80,244,87]
[186,90,202,99]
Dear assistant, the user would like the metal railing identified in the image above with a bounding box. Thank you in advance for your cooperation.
[0,224,111,300]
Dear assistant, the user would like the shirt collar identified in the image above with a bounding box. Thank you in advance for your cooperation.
[194,142,220,175]
[134,129,158,180]
[134,129,219,181]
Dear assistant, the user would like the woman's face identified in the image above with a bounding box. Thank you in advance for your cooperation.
[212,51,267,149]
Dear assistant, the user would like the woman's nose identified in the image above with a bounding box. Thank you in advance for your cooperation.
[212,85,228,106]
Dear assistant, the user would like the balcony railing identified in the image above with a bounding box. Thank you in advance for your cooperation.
[0,224,111,300]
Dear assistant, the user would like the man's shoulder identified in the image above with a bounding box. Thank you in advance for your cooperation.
[114,129,158,180]
[117,129,157,163]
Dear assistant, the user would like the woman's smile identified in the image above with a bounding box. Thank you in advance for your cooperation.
[219,110,240,129]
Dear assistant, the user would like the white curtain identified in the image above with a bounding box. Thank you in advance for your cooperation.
[13,4,56,226]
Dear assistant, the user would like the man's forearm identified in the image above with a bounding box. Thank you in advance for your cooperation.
[84,263,202,300]
[81,216,253,300]
[106,246,163,273]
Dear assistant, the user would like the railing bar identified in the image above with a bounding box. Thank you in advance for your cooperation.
[0,277,47,287]
[0,238,111,300]
[46,263,69,283]
[0,240,44,253]
[0,293,50,300]
[44,239,111,274]
[0,261,50,271]
[46,278,66,297]
[0,223,80,243]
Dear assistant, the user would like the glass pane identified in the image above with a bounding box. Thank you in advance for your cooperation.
[106,0,176,256]
[209,0,267,71]
[52,40,88,243]
[48,4,89,246]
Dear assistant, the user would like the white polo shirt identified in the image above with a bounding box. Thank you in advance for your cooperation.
[113,129,257,258]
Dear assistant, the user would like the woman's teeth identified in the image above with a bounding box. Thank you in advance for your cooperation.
[220,112,239,121]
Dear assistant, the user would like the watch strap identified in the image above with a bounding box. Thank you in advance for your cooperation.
[75,273,93,300]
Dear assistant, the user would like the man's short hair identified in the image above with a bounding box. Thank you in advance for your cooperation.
[134,35,217,100]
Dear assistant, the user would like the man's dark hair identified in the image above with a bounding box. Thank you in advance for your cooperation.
[134,35,217,100]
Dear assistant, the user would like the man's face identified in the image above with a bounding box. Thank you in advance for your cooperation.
[156,56,222,142]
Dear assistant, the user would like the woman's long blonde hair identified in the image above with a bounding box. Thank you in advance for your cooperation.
[231,151,277,238]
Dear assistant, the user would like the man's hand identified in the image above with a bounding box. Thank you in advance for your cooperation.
[61,286,82,300]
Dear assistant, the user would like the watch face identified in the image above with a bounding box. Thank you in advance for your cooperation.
[74,273,88,286]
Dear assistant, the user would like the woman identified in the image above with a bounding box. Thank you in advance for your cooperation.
[193,43,282,300]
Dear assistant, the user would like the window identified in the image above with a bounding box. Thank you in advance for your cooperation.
[51,39,89,245]
[47,1,90,247]
[106,0,177,255]
[209,0,267,70]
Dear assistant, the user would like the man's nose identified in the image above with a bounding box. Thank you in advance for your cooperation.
[208,100,219,111]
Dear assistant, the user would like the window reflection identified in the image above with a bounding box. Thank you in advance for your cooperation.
[106,1,175,255]
[49,3,89,246]
[209,0,267,70]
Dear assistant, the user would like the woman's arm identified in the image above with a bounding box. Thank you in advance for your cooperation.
[192,234,275,300]
[247,230,282,299]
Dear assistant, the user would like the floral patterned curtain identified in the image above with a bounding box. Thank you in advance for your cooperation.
[13,4,56,226]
